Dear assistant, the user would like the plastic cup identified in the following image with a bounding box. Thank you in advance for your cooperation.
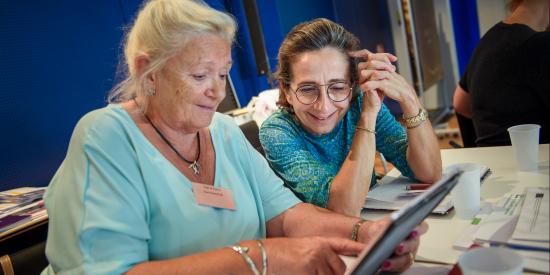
[446,163,481,219]
[507,124,540,171]
[459,247,523,275]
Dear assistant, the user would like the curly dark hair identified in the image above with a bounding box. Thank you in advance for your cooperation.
[273,18,361,109]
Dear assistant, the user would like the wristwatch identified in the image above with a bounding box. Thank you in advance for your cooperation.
[403,108,428,129]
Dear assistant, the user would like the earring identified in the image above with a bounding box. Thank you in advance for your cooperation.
[147,87,156,96]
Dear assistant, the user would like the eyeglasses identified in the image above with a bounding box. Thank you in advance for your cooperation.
[291,81,352,105]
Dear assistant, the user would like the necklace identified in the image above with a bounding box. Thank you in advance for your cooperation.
[143,113,201,175]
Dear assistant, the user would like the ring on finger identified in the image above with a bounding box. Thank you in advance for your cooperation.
[409,252,415,265]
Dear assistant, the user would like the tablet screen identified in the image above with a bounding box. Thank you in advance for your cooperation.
[347,171,462,275]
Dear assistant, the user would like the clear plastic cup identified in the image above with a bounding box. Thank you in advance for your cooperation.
[507,124,540,171]
[446,163,481,219]
[459,247,523,275]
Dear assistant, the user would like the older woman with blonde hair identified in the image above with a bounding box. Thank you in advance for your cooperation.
[42,1,426,274]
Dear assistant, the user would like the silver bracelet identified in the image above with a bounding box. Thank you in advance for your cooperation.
[257,240,267,275]
[228,245,260,275]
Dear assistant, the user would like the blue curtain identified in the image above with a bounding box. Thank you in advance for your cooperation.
[450,0,480,75]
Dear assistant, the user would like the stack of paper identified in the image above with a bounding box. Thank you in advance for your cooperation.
[453,187,549,273]
[508,187,549,272]
[0,187,46,204]
[0,187,48,234]
[364,164,490,215]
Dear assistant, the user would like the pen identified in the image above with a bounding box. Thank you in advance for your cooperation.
[490,243,550,253]
[406,183,431,190]
[480,169,492,183]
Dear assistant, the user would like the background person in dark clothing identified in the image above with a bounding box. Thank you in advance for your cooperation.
[453,0,549,146]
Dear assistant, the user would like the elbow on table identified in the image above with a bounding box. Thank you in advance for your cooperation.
[415,165,443,184]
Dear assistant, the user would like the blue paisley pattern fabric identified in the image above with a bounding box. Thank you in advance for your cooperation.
[259,93,414,207]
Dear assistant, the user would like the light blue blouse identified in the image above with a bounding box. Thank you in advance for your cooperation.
[259,93,413,208]
[42,105,300,275]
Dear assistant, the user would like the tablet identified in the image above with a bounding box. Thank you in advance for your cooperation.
[346,170,463,275]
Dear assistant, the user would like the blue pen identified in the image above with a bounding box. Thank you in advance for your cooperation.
[490,242,550,253]
[480,169,492,183]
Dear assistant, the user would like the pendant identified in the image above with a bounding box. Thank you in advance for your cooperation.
[189,161,201,175]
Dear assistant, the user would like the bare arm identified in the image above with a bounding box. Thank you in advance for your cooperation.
[453,85,472,118]
[267,203,429,273]
[267,202,366,239]
[361,70,442,184]
[327,109,377,216]
[128,202,428,274]
[127,204,366,275]
[127,247,257,275]
[324,51,398,217]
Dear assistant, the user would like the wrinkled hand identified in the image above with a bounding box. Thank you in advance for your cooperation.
[265,237,364,275]
[361,217,429,273]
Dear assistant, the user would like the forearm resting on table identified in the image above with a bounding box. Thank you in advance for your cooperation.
[327,114,377,216]
[400,96,442,183]
[406,119,442,183]
[268,203,370,240]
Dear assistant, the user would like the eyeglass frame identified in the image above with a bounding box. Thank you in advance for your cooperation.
[289,81,354,105]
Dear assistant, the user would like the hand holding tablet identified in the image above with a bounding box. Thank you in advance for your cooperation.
[347,171,462,274]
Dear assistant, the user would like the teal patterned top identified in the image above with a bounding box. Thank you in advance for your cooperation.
[259,93,414,207]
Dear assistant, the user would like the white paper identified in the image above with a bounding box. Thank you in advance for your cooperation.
[364,175,454,214]
[511,187,549,242]
[365,164,489,215]
[474,193,524,244]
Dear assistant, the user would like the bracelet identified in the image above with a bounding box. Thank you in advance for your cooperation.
[257,240,267,275]
[228,245,260,275]
[356,126,376,134]
[402,108,428,129]
[350,219,367,241]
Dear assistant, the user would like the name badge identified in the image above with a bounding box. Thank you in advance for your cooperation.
[191,182,236,210]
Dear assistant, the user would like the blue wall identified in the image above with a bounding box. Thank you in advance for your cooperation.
[0,0,308,190]
[0,1,136,190]
[0,0,481,191]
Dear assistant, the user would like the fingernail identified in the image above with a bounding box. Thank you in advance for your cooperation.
[382,261,392,270]
[397,244,405,254]
[410,230,418,238]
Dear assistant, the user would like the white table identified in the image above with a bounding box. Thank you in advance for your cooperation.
[362,144,549,273]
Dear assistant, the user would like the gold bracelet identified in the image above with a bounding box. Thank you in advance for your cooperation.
[356,126,376,134]
[350,219,367,241]
[228,245,260,275]
[403,108,428,129]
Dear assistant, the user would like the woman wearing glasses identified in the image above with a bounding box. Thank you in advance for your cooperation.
[259,18,442,216]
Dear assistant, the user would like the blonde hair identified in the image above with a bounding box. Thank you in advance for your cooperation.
[108,0,236,111]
